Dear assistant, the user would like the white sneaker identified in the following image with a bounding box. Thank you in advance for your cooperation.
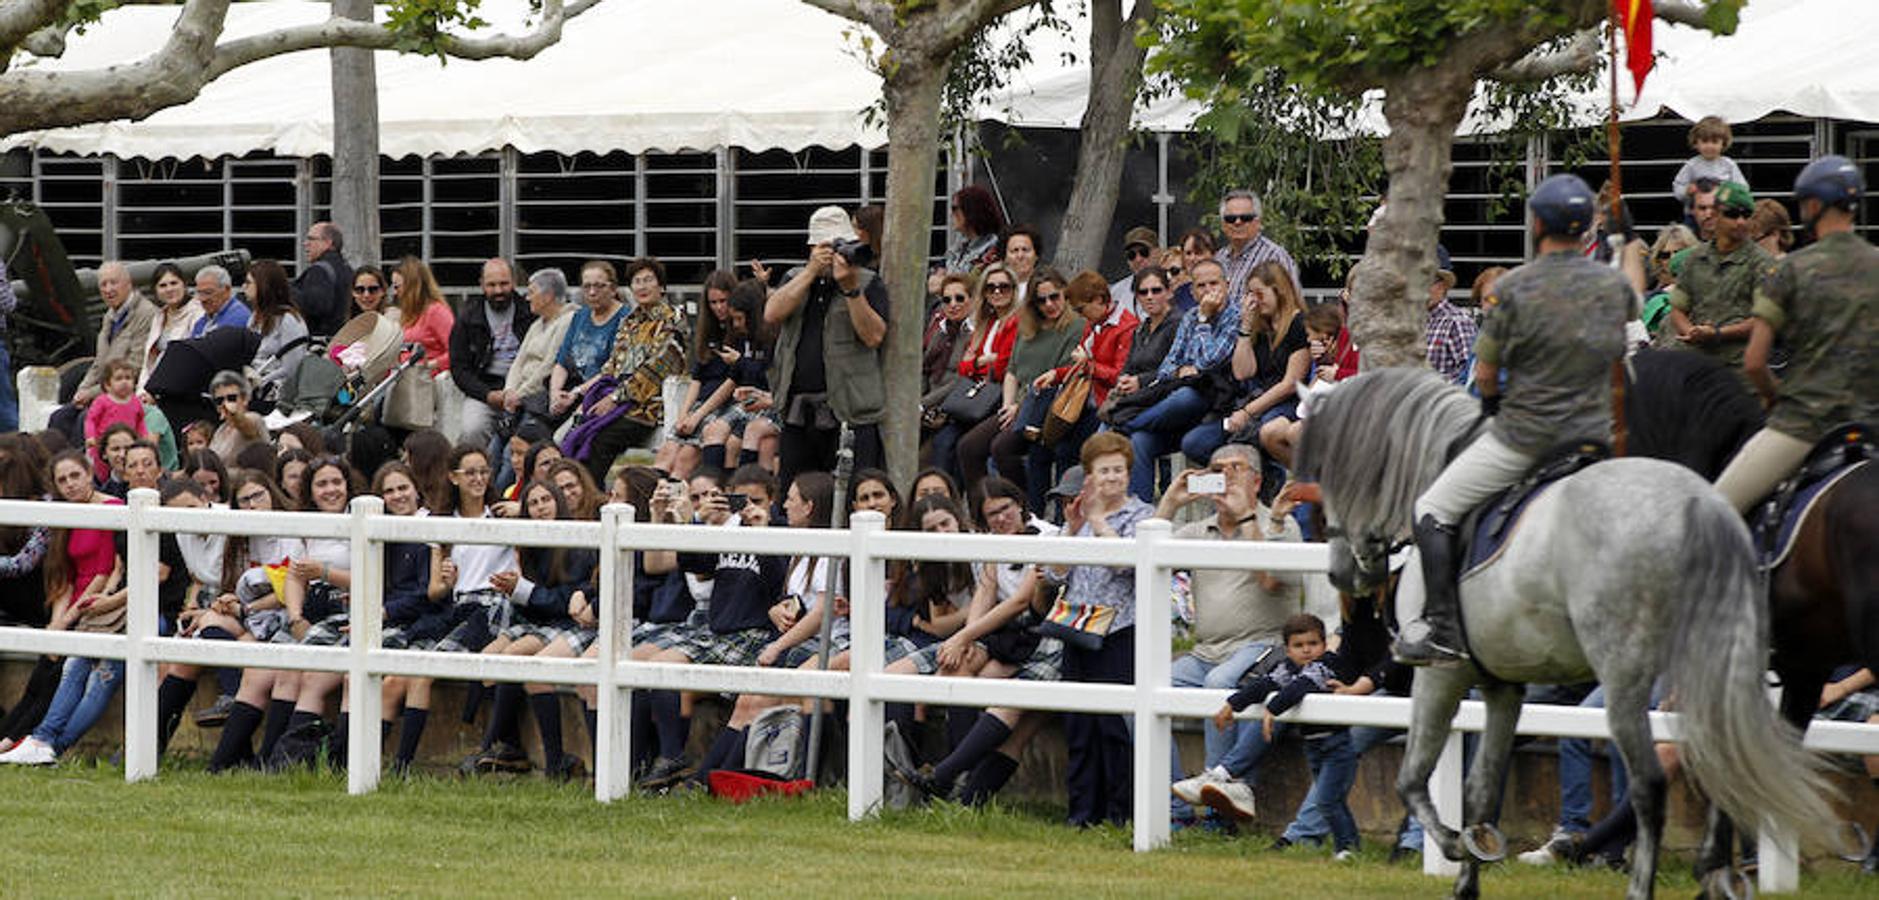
[0,736,55,766]
[1199,779,1258,821]
[1171,766,1229,805]
[1516,830,1579,866]
[1334,849,1357,862]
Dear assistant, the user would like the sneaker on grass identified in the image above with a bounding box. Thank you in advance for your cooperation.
[0,736,56,765]
[1170,766,1230,805]
[1198,779,1256,821]
[1517,828,1581,866]
[194,694,237,728]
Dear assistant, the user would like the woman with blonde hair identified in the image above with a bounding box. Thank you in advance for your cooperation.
[1212,259,1311,466]
[394,257,463,438]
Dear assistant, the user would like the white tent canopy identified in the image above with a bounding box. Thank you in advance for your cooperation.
[5,0,1876,160]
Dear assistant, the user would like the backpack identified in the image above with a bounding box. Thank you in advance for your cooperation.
[745,705,807,779]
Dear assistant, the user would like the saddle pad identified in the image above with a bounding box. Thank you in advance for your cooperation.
[1463,480,1563,576]
[1764,460,1869,569]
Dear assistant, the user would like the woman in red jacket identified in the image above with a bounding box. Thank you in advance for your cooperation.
[1013,271,1138,511]
[924,263,1020,484]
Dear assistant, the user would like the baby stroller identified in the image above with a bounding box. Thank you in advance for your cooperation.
[267,311,402,430]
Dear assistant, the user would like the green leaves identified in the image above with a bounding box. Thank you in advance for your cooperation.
[384,0,491,59]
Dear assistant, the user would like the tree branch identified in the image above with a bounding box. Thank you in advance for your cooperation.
[1652,0,1711,27]
[800,0,894,35]
[0,0,74,62]
[1490,29,1600,83]
[939,0,1038,47]
[0,0,608,137]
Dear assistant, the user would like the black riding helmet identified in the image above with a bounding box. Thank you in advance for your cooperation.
[1529,174,1597,239]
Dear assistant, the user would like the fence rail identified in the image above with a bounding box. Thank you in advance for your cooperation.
[1,490,1875,894]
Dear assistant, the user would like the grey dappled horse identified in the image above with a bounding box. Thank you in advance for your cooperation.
[1294,369,1835,900]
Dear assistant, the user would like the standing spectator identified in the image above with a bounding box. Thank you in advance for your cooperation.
[943,185,1006,274]
[450,258,536,451]
[1041,432,1153,828]
[1215,189,1301,306]
[292,221,353,338]
[1108,225,1159,317]
[764,206,889,489]
[560,257,687,482]
[188,265,251,338]
[136,262,202,397]
[396,257,460,438]
[548,261,629,424]
[1164,444,1303,822]
[83,359,146,482]
[1002,225,1042,305]
[1665,181,1771,370]
[1423,247,1476,385]
[1670,116,1748,216]
[245,260,310,403]
[53,262,156,442]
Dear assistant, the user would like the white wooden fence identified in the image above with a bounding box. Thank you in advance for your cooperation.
[0,489,1874,893]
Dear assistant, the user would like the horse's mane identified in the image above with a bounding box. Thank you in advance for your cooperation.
[1624,349,1764,479]
[1294,368,1479,538]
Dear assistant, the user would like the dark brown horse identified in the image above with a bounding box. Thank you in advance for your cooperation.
[1626,348,1879,887]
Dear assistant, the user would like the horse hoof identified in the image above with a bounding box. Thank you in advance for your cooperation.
[1837,821,1871,863]
[1461,823,1506,862]
[1701,867,1754,900]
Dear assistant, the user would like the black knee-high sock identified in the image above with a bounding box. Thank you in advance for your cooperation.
[697,726,746,776]
[207,701,264,772]
[631,691,655,773]
[932,713,1011,788]
[380,718,394,747]
[885,702,918,748]
[257,699,295,763]
[737,448,760,469]
[396,707,430,767]
[462,682,489,724]
[528,693,565,767]
[330,714,349,770]
[945,706,979,753]
[701,443,727,473]
[648,690,687,760]
[483,684,526,750]
[584,707,598,760]
[960,751,1020,806]
[155,675,195,755]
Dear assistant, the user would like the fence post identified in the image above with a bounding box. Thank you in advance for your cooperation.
[846,511,887,821]
[1423,730,1464,877]
[122,487,160,782]
[1132,518,1173,852]
[347,495,385,795]
[594,503,636,802]
[1758,815,1799,893]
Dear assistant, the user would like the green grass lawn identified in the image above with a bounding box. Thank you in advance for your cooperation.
[4,764,1876,898]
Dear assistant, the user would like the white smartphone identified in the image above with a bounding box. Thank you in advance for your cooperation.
[1187,472,1226,495]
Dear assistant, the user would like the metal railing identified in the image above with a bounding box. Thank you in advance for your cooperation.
[0,490,1873,894]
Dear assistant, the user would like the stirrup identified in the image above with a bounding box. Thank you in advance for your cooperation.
[1392,622,1469,668]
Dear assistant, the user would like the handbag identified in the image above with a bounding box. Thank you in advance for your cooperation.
[1040,363,1093,446]
[383,366,437,430]
[1032,594,1117,652]
[939,378,1001,426]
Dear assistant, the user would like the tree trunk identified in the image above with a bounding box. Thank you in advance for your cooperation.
[1052,0,1152,273]
[329,0,380,267]
[1346,67,1473,368]
[878,56,948,491]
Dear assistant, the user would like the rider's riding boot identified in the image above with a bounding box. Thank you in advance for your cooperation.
[1393,514,1470,668]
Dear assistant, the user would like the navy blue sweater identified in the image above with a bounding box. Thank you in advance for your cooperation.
[678,550,786,634]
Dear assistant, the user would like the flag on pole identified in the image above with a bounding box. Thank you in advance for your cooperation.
[1614,0,1655,94]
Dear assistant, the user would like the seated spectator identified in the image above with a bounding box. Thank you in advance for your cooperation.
[245,260,310,405]
[1174,227,1217,313]
[275,448,313,511]
[1108,261,1238,501]
[1642,225,1698,339]
[347,265,395,321]
[1212,259,1310,467]
[93,423,137,499]
[548,261,629,424]
[1110,226,1159,317]
[138,262,202,397]
[925,262,1019,483]
[1749,197,1793,258]
[206,371,267,463]
[1001,225,1042,305]
[659,274,775,478]
[974,267,1080,493]
[51,262,156,444]
[1423,247,1475,385]
[1215,189,1300,306]
[1024,271,1137,511]
[1815,665,1879,872]
[203,470,308,772]
[450,258,535,452]
[502,268,575,427]
[395,257,461,438]
[190,264,252,338]
[561,257,687,483]
[920,274,975,446]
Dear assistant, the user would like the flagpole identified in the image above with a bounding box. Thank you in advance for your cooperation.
[1607,11,1629,457]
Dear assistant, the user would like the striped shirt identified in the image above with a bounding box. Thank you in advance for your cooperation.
[1423,299,1478,385]
[1216,235,1301,307]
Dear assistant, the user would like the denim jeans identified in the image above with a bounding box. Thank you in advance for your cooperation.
[1282,730,1361,850]
[1289,700,1425,850]
[1118,386,1211,501]
[1169,643,1271,818]
[1558,685,1627,833]
[33,656,126,753]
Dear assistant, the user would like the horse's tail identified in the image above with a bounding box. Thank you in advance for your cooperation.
[1667,495,1838,845]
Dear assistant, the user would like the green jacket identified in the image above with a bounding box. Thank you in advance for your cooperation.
[769,268,887,425]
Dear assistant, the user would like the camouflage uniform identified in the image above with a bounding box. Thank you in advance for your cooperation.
[1668,238,1774,367]
[1415,249,1632,524]
[1714,230,1879,512]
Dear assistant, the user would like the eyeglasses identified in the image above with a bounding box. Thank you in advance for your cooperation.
[1222,214,1258,225]
[214,393,243,406]
[352,284,383,295]
[1037,291,1063,304]
[1125,246,1152,261]
[236,490,270,507]
[455,467,491,479]
[941,293,969,305]
[1136,285,1167,297]
[1720,207,1753,220]
[983,500,1019,520]
[984,282,1014,295]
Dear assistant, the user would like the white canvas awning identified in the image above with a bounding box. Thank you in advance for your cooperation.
[4,0,1875,160]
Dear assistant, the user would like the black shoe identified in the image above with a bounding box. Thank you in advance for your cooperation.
[1393,515,1470,668]
[194,695,237,728]
[1387,845,1420,865]
[884,753,943,801]
[636,755,691,791]
[477,741,532,774]
[546,755,586,783]
[1268,837,1293,852]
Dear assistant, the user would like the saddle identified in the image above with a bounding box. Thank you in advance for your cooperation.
[1462,440,1611,575]
[1752,424,1874,567]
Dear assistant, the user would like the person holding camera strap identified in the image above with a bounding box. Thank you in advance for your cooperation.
[763,206,890,491]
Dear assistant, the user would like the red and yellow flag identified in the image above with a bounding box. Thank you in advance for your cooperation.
[1615,0,1655,94]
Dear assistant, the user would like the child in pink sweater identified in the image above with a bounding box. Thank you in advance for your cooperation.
[85,358,147,481]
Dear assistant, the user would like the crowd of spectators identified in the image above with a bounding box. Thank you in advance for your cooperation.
[0,131,1872,871]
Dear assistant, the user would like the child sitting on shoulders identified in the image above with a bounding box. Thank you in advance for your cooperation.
[1671,116,1749,215]
[1213,613,1360,858]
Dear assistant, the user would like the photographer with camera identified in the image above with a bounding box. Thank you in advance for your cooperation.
[1157,443,1305,825]
[763,207,890,491]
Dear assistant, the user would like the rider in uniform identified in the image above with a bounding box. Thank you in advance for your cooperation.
[1713,155,1878,514]
[1394,174,1633,667]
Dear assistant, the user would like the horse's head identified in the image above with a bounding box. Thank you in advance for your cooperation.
[1327,527,1392,595]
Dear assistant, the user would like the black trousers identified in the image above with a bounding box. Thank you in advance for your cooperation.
[583,418,656,483]
[0,656,63,742]
[1060,625,1134,828]
[778,422,882,493]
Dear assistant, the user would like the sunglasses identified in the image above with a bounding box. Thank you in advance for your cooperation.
[214,393,243,406]
[1720,207,1753,220]
[1222,214,1258,225]
[1136,285,1167,297]
[1166,266,1183,276]
[1125,246,1153,260]
[236,490,270,507]
[984,282,1014,295]
[1037,291,1064,304]
[942,293,970,304]
[352,283,384,295]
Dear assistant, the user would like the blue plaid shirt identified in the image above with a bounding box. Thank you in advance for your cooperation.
[1157,301,1241,380]
[1424,299,1478,385]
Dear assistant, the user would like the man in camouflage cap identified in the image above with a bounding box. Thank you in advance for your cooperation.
[1715,156,1879,513]
[1394,174,1634,667]
[1665,181,1772,371]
